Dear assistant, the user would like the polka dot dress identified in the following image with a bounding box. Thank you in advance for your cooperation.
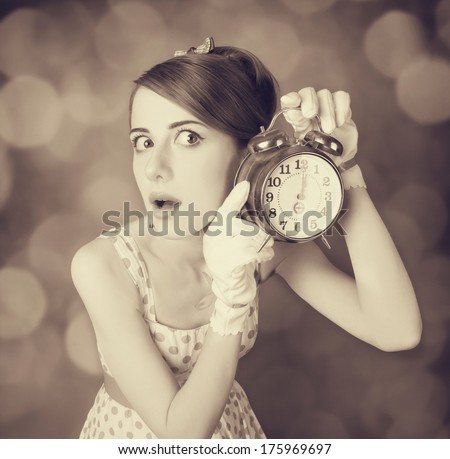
[79,227,265,439]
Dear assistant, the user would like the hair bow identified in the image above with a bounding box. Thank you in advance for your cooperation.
[174,37,215,57]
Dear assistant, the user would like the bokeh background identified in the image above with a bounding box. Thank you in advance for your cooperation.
[0,0,449,439]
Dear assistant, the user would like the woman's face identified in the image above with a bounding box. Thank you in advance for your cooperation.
[130,86,242,238]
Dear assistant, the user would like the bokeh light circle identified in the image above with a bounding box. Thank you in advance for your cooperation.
[364,10,427,78]
[0,76,63,148]
[65,310,101,375]
[28,212,97,290]
[95,2,169,77]
[436,0,450,50]
[0,267,47,339]
[38,1,94,69]
[77,174,138,221]
[396,57,450,124]
[61,58,131,127]
[47,115,88,163]
[206,0,257,7]
[31,325,64,389]
[286,44,348,89]
[0,5,93,78]
[0,325,62,424]
[201,14,304,84]
[0,8,53,77]
[0,338,35,386]
[279,0,337,15]
[0,145,13,211]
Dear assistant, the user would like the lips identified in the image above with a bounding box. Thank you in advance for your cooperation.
[149,192,181,210]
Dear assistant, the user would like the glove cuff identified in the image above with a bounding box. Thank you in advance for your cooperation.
[341,164,367,191]
[209,299,250,336]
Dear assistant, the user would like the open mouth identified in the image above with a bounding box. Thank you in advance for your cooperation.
[149,192,181,211]
[153,199,181,210]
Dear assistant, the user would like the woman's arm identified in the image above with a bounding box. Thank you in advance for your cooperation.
[266,87,422,351]
[266,186,422,351]
[71,238,241,439]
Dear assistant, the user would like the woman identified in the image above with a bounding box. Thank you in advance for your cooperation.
[71,38,422,439]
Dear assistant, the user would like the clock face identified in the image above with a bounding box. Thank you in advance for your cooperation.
[261,152,343,241]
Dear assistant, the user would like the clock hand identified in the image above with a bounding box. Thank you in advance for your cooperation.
[297,170,307,200]
[256,234,272,254]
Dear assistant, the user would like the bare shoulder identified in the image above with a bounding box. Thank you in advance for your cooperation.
[71,235,139,317]
[71,236,116,281]
[259,239,324,284]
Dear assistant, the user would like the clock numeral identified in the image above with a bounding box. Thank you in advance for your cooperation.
[320,206,326,216]
[295,159,308,171]
[325,191,332,201]
[265,192,274,202]
[310,219,318,230]
[295,221,301,232]
[323,176,330,186]
[314,165,319,174]
[280,220,287,230]
[269,208,277,218]
[268,177,281,187]
[280,164,290,175]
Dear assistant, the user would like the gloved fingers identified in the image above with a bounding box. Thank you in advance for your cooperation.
[204,218,272,260]
[298,87,319,119]
[236,225,275,252]
[227,218,273,244]
[280,91,301,109]
[229,240,275,267]
[317,89,336,134]
[229,246,274,280]
[280,91,312,136]
[215,181,250,223]
[255,245,275,263]
[332,90,351,127]
[213,239,274,276]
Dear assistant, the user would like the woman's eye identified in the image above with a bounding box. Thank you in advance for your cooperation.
[176,130,203,146]
[132,136,153,152]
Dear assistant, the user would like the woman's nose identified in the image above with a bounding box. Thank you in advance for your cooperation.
[144,148,172,182]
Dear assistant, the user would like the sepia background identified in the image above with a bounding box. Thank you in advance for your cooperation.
[0,0,450,439]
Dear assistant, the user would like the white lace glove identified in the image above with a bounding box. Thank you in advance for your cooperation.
[203,181,274,335]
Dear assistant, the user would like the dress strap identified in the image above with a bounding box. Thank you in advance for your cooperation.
[98,227,156,320]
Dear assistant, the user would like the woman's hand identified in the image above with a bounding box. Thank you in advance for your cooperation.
[281,87,358,168]
[203,181,274,308]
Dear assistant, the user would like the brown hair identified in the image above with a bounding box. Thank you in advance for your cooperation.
[131,46,279,148]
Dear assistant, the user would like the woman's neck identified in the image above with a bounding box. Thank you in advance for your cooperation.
[127,215,211,274]
[147,233,205,268]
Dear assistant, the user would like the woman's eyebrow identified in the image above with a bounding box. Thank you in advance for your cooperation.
[129,127,149,136]
[168,120,207,129]
[129,121,207,136]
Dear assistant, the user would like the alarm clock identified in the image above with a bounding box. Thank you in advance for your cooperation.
[234,107,345,249]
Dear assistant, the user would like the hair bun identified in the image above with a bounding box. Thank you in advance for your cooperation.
[133,45,279,145]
